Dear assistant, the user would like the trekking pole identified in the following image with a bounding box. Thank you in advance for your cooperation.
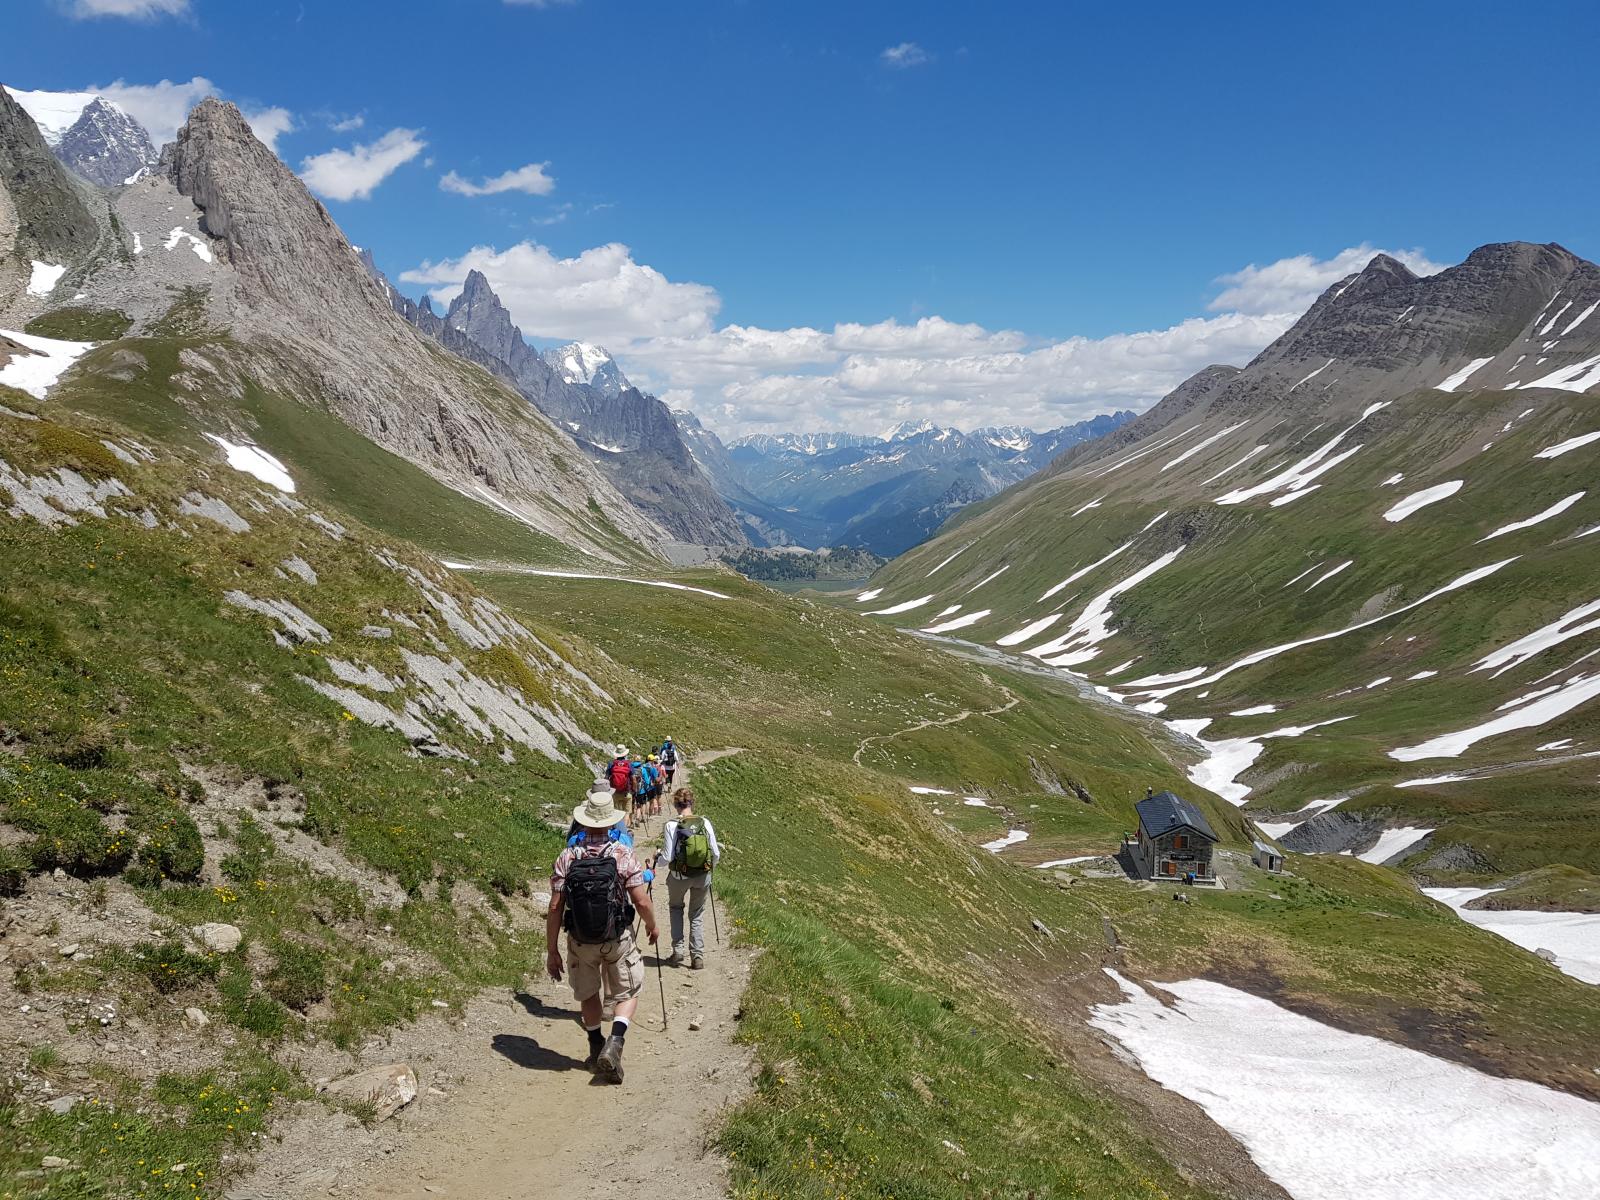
[655,933,669,1031]
[709,875,721,946]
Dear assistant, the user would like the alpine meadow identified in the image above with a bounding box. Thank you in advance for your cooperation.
[2,3,1600,1199]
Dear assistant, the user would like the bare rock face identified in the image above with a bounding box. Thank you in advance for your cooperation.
[162,99,662,560]
[55,97,157,187]
[0,84,99,272]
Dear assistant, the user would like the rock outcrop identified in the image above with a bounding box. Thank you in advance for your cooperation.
[162,99,662,560]
[0,83,99,280]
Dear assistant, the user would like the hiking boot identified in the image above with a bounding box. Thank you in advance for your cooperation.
[691,955,705,970]
[597,1032,626,1084]
[668,947,684,966]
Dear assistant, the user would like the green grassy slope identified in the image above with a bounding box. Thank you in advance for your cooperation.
[5,396,1599,1199]
[858,384,1600,875]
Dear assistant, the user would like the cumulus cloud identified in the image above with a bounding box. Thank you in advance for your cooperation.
[66,0,187,18]
[881,42,931,69]
[300,128,426,202]
[92,76,293,150]
[440,162,556,197]
[399,241,1450,435]
[329,113,365,133]
[1210,244,1448,315]
[399,241,720,345]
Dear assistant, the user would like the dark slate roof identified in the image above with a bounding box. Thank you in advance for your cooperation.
[1136,791,1218,842]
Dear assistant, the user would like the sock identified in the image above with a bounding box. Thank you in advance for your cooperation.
[586,1025,604,1055]
[612,1016,630,1042]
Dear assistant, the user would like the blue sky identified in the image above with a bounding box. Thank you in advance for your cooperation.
[8,0,1599,433]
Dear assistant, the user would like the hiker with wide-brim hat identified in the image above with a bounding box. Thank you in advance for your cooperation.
[547,786,659,1083]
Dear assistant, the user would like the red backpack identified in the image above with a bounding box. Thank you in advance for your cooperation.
[607,758,633,791]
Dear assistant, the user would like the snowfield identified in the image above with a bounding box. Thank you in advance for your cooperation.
[0,329,95,399]
[867,594,934,616]
[27,260,66,296]
[1434,356,1494,392]
[1089,970,1600,1200]
[1356,826,1432,864]
[1424,887,1600,985]
[204,434,295,493]
[1382,480,1462,522]
[1534,429,1600,459]
[979,829,1028,852]
[1479,491,1585,541]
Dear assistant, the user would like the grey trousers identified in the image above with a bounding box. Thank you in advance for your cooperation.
[667,870,710,956]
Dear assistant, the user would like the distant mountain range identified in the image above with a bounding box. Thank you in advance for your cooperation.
[682,411,1135,555]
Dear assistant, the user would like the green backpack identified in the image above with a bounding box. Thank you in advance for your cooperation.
[673,817,712,873]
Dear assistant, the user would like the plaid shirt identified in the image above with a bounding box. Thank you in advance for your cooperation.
[551,834,645,895]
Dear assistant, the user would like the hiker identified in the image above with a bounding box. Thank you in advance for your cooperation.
[660,787,720,969]
[547,786,658,1084]
[607,744,635,825]
[644,754,665,816]
[659,736,680,787]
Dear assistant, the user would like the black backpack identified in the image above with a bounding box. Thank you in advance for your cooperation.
[563,851,633,944]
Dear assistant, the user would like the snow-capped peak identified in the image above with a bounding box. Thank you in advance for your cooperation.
[881,418,940,442]
[5,86,111,146]
[544,341,631,397]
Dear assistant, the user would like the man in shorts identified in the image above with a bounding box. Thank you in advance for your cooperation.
[546,786,659,1083]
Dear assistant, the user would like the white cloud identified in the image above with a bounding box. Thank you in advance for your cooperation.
[398,242,1452,436]
[66,0,188,18]
[241,106,295,152]
[90,76,294,151]
[399,241,720,345]
[1210,244,1448,315]
[329,113,365,133]
[881,42,931,69]
[440,162,556,197]
[300,128,426,202]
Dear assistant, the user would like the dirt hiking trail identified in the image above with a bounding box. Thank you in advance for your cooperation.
[231,753,755,1200]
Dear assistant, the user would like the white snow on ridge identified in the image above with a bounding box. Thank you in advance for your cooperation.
[1380,472,1404,486]
[964,565,1009,594]
[1383,480,1463,522]
[1535,430,1600,459]
[1560,299,1600,336]
[3,87,101,143]
[1089,969,1600,1200]
[926,543,971,577]
[996,613,1063,647]
[26,261,66,296]
[1215,403,1386,506]
[1425,887,1600,985]
[1230,704,1278,716]
[1305,560,1352,590]
[1389,671,1600,761]
[867,594,934,616]
[1539,300,1575,336]
[1357,826,1432,864]
[1172,715,1352,805]
[1394,773,1470,788]
[908,785,954,795]
[1254,795,1342,839]
[1026,548,1186,667]
[1479,491,1586,541]
[923,608,990,634]
[1524,352,1600,394]
[1040,540,1133,600]
[980,829,1029,852]
[1161,422,1247,471]
[204,434,295,493]
[1473,599,1600,677]
[1084,424,1200,479]
[856,588,883,602]
[1125,665,1209,687]
[1288,359,1334,391]
[0,329,95,399]
[1071,496,1105,517]
[1200,444,1267,485]
[1123,559,1517,702]
[1435,356,1495,393]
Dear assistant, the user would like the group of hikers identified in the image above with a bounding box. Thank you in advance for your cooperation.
[545,737,721,1084]
[604,738,679,827]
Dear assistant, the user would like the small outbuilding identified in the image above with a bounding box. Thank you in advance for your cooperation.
[1133,790,1217,881]
[1252,839,1284,873]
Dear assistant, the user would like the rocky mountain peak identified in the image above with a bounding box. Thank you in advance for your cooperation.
[56,96,157,187]
[544,341,630,396]
[445,270,522,363]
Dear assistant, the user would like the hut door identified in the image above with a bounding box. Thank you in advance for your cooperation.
[1163,860,1175,876]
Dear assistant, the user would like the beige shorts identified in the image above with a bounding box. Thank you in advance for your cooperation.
[566,930,644,1004]
[613,789,633,814]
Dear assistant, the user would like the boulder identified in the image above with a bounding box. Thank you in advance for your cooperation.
[1535,947,1558,963]
[192,923,242,953]
[183,1007,210,1029]
[325,1063,418,1122]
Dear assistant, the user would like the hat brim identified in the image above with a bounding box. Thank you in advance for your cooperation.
[573,801,624,829]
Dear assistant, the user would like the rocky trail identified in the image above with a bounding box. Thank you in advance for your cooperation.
[231,754,755,1200]
[852,677,1020,765]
